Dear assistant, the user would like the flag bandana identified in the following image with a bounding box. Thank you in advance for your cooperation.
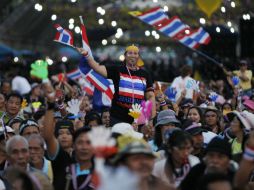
[129,7,211,49]
[54,24,74,47]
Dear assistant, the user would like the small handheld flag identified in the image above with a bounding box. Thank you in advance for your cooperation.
[54,24,74,47]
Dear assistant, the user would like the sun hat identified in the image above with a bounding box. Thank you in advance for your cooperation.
[155,109,180,127]
[227,110,254,130]
[112,141,156,163]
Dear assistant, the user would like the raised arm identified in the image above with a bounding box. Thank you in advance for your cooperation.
[42,82,59,158]
[76,47,108,78]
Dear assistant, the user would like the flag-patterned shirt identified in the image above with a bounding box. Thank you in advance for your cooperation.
[106,65,153,123]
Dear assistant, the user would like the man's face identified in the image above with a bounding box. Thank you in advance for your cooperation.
[57,128,73,149]
[74,133,93,163]
[29,139,44,166]
[101,111,110,128]
[161,123,176,143]
[1,82,11,95]
[8,140,30,170]
[22,126,39,137]
[6,96,21,116]
[125,154,155,178]
[204,152,230,174]
[192,133,204,150]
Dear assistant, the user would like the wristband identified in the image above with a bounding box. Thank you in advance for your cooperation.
[57,103,64,110]
[42,78,49,83]
[243,146,254,161]
[160,100,166,106]
[83,52,90,58]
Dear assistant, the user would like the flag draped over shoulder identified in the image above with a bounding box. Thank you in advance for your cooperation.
[129,7,211,49]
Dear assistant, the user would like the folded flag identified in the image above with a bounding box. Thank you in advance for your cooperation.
[54,24,74,47]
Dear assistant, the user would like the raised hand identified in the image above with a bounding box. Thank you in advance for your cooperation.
[128,103,142,120]
[30,60,48,80]
[209,92,218,102]
[165,87,177,102]
[66,99,81,117]
[232,76,240,86]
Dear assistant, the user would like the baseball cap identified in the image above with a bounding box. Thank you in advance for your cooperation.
[54,120,74,137]
[184,122,207,136]
[205,137,231,158]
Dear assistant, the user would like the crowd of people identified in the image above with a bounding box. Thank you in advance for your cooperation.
[0,44,253,190]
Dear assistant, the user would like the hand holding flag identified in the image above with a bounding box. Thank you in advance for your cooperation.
[54,24,74,47]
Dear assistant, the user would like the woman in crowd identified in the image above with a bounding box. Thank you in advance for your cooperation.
[77,45,156,125]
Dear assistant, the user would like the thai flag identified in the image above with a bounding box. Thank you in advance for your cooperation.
[188,27,211,45]
[92,80,114,111]
[67,69,82,80]
[137,7,169,27]
[176,34,200,49]
[79,16,93,57]
[54,24,74,47]
[119,73,146,100]
[156,16,188,38]
[82,79,94,95]
[79,57,114,100]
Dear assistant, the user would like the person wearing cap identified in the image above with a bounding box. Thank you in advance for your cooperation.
[243,99,254,113]
[113,140,171,190]
[76,45,156,125]
[204,106,221,134]
[180,137,236,190]
[19,119,40,137]
[153,129,199,188]
[227,110,254,158]
[43,108,94,190]
[24,83,45,105]
[221,60,252,96]
[179,98,194,119]
[183,120,207,160]
[152,110,180,152]
[111,122,144,139]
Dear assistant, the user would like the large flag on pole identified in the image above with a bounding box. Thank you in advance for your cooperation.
[129,7,211,49]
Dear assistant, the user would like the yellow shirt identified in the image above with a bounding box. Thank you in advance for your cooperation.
[233,70,252,90]
[230,138,242,155]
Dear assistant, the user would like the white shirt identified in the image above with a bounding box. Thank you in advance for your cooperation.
[12,76,31,95]
[171,76,194,100]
